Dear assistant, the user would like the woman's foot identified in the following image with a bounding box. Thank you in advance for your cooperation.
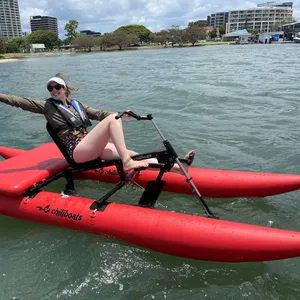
[123,158,149,172]
[185,149,195,166]
[171,150,195,175]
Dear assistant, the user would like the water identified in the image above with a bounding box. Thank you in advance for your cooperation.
[1,43,300,299]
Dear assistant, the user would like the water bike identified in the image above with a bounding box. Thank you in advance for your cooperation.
[1,111,300,263]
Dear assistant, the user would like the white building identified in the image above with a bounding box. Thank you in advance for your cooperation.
[31,43,46,52]
[226,6,293,33]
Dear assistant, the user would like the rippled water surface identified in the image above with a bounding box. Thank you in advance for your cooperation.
[1,43,300,299]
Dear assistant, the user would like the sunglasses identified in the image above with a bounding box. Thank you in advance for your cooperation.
[47,84,63,92]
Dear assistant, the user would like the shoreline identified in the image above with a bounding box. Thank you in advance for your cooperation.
[0,42,234,62]
[0,51,76,63]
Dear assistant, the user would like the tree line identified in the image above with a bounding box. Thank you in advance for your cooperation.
[0,20,210,54]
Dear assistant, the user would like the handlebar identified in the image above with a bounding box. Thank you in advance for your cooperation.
[115,110,153,121]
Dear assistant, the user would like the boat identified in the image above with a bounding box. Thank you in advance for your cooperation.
[1,111,300,263]
[2,144,300,199]
[293,33,300,43]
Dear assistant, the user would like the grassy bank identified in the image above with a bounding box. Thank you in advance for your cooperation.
[0,41,234,60]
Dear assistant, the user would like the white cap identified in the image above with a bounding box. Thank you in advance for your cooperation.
[46,77,66,87]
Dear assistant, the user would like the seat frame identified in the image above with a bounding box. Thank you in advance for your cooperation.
[23,123,176,210]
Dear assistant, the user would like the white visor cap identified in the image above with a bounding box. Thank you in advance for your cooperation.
[46,77,66,87]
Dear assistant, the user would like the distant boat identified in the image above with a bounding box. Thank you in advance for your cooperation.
[293,34,300,43]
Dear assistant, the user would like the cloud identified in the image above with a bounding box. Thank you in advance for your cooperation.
[18,0,300,38]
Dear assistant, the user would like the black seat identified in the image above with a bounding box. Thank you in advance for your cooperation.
[46,122,104,170]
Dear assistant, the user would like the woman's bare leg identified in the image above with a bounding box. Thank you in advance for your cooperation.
[73,114,148,171]
[97,142,194,175]
[99,142,138,160]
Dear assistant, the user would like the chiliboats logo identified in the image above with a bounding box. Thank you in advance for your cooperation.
[95,168,119,176]
[36,204,82,221]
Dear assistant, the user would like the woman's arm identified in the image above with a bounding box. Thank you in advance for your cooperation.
[83,104,115,121]
[0,94,47,114]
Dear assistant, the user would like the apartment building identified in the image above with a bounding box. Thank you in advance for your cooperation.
[257,1,293,8]
[226,6,293,33]
[30,15,58,36]
[0,0,22,39]
[206,12,228,28]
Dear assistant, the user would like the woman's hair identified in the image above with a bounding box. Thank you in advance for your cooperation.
[55,72,78,98]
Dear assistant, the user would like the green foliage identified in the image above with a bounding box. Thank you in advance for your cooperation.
[0,37,7,54]
[27,30,60,49]
[64,20,79,42]
[209,28,217,39]
[112,31,139,50]
[152,31,169,46]
[168,25,183,45]
[273,23,280,31]
[6,37,29,53]
[115,24,152,43]
[219,25,225,35]
[94,36,104,50]
[184,26,206,45]
[250,29,260,35]
[101,33,116,49]
[188,20,206,27]
[73,35,95,52]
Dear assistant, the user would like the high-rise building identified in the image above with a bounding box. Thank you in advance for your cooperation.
[30,15,58,36]
[0,0,22,39]
[206,12,229,28]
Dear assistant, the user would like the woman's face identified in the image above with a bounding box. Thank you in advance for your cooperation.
[47,81,67,102]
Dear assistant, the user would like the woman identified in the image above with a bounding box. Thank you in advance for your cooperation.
[0,73,194,172]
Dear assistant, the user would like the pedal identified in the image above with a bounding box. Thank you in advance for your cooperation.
[148,163,165,169]
[134,166,148,171]
[134,163,165,172]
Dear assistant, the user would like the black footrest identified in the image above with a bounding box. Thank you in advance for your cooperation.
[148,163,165,169]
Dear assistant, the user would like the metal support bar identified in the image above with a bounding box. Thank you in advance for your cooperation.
[24,170,66,197]
[92,170,139,209]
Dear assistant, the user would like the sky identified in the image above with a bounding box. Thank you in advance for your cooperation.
[19,0,300,39]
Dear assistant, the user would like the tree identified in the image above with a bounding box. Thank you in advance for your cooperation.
[111,30,139,50]
[0,38,7,54]
[101,33,116,49]
[27,30,60,49]
[250,29,260,35]
[115,24,152,43]
[188,20,206,27]
[184,26,206,45]
[73,35,95,52]
[94,36,104,50]
[64,20,79,43]
[168,25,183,46]
[209,28,217,39]
[155,30,169,47]
[219,25,225,35]
[6,37,29,53]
